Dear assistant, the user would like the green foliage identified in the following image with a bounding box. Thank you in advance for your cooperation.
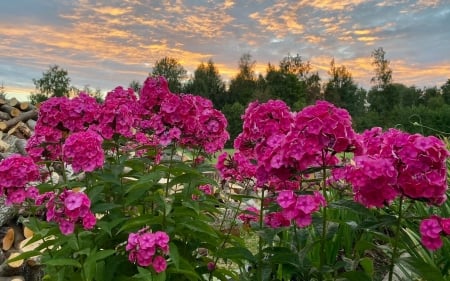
[183,59,226,108]
[151,57,187,93]
[370,47,392,90]
[264,63,306,108]
[25,143,249,281]
[221,102,245,147]
[228,53,257,106]
[324,58,364,117]
[33,65,71,98]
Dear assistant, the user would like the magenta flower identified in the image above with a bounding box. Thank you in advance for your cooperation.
[63,130,104,173]
[95,86,141,139]
[126,227,170,273]
[35,189,96,235]
[420,216,445,250]
[152,255,167,273]
[0,154,40,205]
[198,184,213,195]
[344,155,399,208]
[350,128,449,206]
[238,206,259,225]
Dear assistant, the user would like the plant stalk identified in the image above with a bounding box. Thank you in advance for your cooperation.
[319,151,329,281]
[257,188,265,281]
[388,195,404,281]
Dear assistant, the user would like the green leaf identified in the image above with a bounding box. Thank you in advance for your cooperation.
[264,247,299,267]
[402,256,446,281]
[92,249,116,261]
[359,257,374,279]
[97,217,128,237]
[329,199,374,217]
[45,258,82,268]
[124,158,146,173]
[169,242,180,269]
[338,271,372,281]
[117,215,163,234]
[91,203,122,213]
[216,246,256,264]
[134,266,167,280]
[8,250,42,265]
[126,171,166,194]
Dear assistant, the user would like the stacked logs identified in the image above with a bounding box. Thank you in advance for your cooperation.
[0,98,37,159]
[0,97,41,281]
[0,221,42,281]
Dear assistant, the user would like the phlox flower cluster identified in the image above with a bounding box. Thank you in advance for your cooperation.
[26,93,100,162]
[94,86,141,139]
[126,227,170,273]
[217,100,356,229]
[237,206,259,225]
[419,215,450,250]
[216,151,256,181]
[234,100,294,158]
[198,184,213,195]
[338,127,449,207]
[233,100,294,186]
[192,184,214,200]
[139,77,229,153]
[267,190,326,228]
[35,189,96,235]
[262,101,357,185]
[0,154,40,205]
[63,130,104,173]
[338,156,399,208]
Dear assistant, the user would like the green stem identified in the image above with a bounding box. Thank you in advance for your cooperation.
[162,146,176,228]
[319,151,329,281]
[388,196,404,281]
[257,189,265,281]
[209,189,244,281]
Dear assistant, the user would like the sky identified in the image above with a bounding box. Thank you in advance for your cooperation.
[0,0,449,101]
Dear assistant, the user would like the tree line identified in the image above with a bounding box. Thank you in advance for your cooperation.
[25,48,450,146]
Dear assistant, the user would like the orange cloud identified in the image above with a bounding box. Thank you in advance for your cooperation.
[301,0,365,10]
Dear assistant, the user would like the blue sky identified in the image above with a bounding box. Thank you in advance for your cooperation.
[0,0,449,100]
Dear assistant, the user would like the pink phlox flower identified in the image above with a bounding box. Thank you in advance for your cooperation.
[125,228,170,271]
[63,130,104,173]
[198,184,213,195]
[152,255,167,273]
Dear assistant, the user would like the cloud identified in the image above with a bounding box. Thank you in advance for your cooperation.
[0,0,449,100]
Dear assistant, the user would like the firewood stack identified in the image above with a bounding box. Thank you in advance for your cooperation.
[0,97,42,281]
[0,221,43,281]
[0,97,37,159]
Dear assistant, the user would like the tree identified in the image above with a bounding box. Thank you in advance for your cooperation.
[264,63,305,108]
[421,86,443,108]
[151,57,187,93]
[183,59,226,108]
[441,79,450,104]
[279,53,311,80]
[367,48,398,114]
[228,53,257,106]
[370,47,392,90]
[79,85,104,103]
[0,82,5,99]
[304,72,322,105]
[32,65,71,98]
[129,80,142,96]
[324,58,363,117]
[221,102,245,147]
